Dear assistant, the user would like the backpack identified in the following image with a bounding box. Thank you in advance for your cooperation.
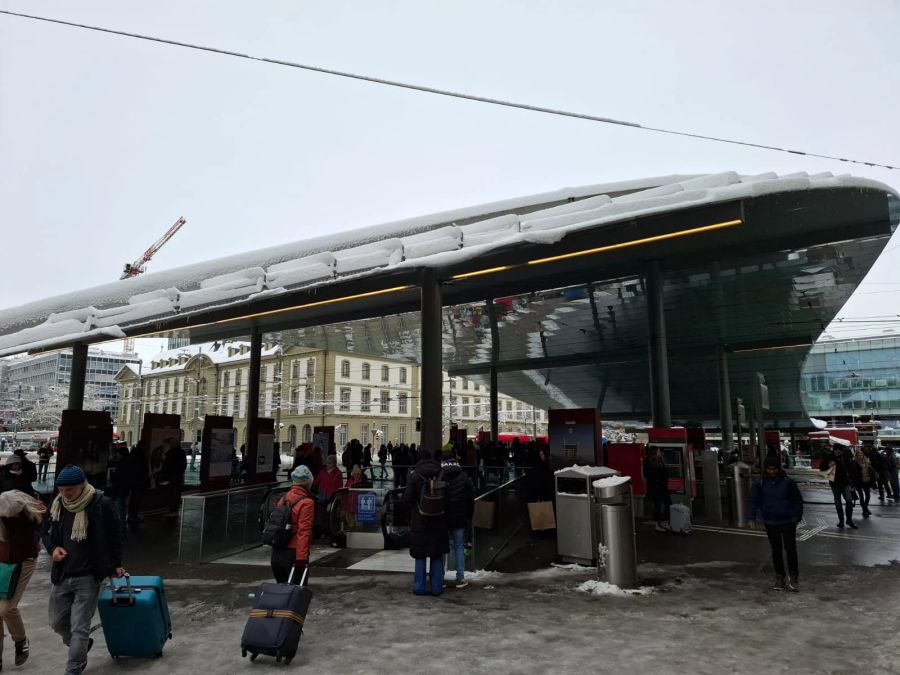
[417,470,446,517]
[262,497,302,549]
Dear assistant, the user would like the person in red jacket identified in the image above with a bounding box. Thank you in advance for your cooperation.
[270,466,315,585]
[312,455,344,503]
[0,490,46,668]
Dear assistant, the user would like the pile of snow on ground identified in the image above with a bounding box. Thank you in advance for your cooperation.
[576,580,654,597]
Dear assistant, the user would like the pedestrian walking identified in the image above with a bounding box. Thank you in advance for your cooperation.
[270,466,315,585]
[644,452,672,532]
[37,443,53,482]
[126,441,150,526]
[748,456,804,591]
[0,456,37,498]
[885,447,900,503]
[441,446,474,588]
[869,447,892,501]
[0,490,46,669]
[158,438,187,516]
[852,449,874,518]
[42,465,125,675]
[377,444,388,480]
[404,449,449,596]
[11,450,36,486]
[819,444,858,529]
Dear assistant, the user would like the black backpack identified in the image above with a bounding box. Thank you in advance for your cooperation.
[417,470,446,517]
[262,498,301,549]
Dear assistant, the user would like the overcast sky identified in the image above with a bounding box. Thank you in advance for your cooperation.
[2,0,899,351]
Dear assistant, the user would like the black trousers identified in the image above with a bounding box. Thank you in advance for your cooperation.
[764,523,798,578]
[270,547,307,585]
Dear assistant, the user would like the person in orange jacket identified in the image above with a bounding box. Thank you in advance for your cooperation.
[270,466,315,585]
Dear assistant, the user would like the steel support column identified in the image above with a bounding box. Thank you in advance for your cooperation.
[246,327,262,477]
[486,299,500,442]
[420,270,443,453]
[67,343,88,411]
[646,260,671,427]
[716,346,734,454]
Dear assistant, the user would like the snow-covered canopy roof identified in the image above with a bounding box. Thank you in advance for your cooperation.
[0,171,896,357]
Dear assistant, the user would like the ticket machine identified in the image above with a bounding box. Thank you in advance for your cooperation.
[647,427,697,509]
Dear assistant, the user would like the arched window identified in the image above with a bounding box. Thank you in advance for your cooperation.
[381,365,390,382]
[361,362,370,380]
[302,424,312,443]
[341,360,351,378]
[288,425,297,448]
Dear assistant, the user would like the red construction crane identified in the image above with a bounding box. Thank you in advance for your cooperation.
[121,217,187,279]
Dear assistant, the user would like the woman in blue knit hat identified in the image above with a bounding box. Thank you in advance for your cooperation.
[42,464,125,674]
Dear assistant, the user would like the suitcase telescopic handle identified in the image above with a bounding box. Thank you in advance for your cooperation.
[109,573,135,606]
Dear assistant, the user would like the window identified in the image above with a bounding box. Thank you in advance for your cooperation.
[362,363,370,380]
[290,389,300,413]
[506,401,513,412]
[305,387,314,413]
[450,379,456,389]
[475,383,480,391]
[306,358,315,377]
[361,389,371,412]
[463,379,469,390]
[450,396,457,415]
[223,371,231,388]
[235,369,242,386]
[341,360,351,378]
[361,424,369,443]
[381,424,389,440]
[399,424,407,444]
[381,365,390,382]
[398,392,408,414]
[399,368,407,384]
[302,424,312,443]
[462,397,470,417]
[231,393,239,417]
[291,360,300,379]
[380,391,390,413]
[288,425,297,447]
[473,398,481,418]
[338,424,348,448]
[340,388,351,411]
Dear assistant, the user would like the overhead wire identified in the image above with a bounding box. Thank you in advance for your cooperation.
[1,9,898,171]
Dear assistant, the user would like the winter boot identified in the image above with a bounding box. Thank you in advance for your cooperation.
[14,639,27,666]
[773,575,785,591]
[847,520,859,529]
[788,576,799,592]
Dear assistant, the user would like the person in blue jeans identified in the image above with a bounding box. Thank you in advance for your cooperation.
[440,445,475,588]
[404,450,448,596]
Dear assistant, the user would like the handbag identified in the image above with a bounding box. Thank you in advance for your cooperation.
[527,501,556,531]
[0,562,21,600]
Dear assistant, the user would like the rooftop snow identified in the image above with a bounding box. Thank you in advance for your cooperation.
[0,171,896,357]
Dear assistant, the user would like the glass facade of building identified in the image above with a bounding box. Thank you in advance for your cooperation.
[801,337,900,421]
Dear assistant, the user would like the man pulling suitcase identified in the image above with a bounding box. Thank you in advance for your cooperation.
[42,465,125,675]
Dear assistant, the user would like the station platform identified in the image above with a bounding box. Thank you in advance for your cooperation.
[12,483,900,674]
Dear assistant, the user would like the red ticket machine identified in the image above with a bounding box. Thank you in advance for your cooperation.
[647,427,697,508]
[605,443,647,496]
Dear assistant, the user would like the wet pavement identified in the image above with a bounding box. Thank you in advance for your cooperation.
[12,481,900,675]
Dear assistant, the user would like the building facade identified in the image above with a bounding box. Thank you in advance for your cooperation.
[801,336,900,423]
[3,348,139,424]
[115,341,548,448]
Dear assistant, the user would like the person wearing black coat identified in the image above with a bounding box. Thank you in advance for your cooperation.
[126,441,151,525]
[644,452,671,532]
[820,445,858,529]
[12,449,37,485]
[868,448,892,501]
[404,450,449,596]
[440,448,474,588]
[158,439,187,516]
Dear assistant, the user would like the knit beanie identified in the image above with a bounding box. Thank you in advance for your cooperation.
[56,464,87,486]
[291,465,313,486]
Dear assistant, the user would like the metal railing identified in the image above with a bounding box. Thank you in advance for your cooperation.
[177,483,280,563]
[469,473,528,571]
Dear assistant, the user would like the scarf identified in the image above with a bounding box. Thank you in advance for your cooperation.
[50,483,96,542]
[0,490,46,542]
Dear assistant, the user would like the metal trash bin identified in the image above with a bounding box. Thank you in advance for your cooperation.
[593,476,637,588]
[731,462,751,527]
[555,466,618,565]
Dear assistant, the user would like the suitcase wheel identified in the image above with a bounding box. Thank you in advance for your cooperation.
[242,649,247,658]
[250,653,258,662]
[275,656,282,663]
[284,657,293,666]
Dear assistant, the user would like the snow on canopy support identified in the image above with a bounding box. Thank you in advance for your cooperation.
[0,171,896,358]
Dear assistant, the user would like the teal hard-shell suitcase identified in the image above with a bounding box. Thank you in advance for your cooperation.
[98,575,172,658]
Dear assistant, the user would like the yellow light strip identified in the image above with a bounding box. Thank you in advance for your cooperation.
[451,266,511,280]
[526,219,742,266]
